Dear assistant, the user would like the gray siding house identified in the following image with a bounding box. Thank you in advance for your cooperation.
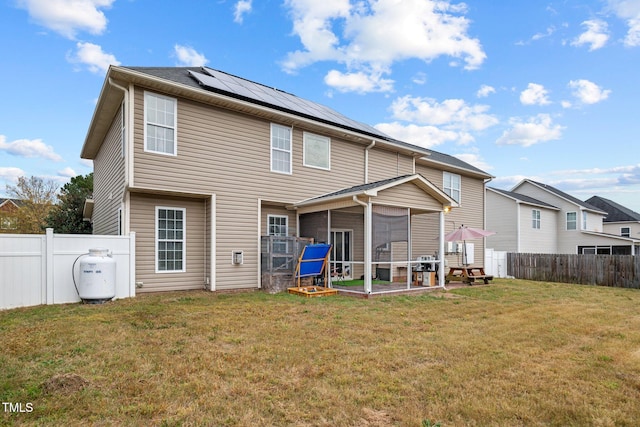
[487,180,640,255]
[81,66,493,294]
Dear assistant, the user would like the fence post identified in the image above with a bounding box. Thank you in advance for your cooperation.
[45,228,54,305]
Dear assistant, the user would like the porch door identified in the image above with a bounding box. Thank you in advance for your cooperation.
[330,229,352,281]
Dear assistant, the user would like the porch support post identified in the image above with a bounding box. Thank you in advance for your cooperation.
[364,199,373,294]
[407,208,411,290]
[439,210,446,288]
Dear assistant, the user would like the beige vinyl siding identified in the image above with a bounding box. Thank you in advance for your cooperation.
[367,148,414,183]
[130,193,206,292]
[416,164,486,267]
[485,191,518,252]
[374,182,442,211]
[93,104,125,235]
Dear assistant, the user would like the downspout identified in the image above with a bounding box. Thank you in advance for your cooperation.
[353,195,372,294]
[364,140,375,184]
[108,78,130,234]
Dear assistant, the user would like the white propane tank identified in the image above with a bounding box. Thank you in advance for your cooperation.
[78,248,116,303]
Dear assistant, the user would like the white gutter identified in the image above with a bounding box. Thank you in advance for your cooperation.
[108,78,131,235]
[353,195,372,294]
[364,140,375,184]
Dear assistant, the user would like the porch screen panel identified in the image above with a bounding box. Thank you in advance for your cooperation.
[299,211,328,244]
[372,206,409,281]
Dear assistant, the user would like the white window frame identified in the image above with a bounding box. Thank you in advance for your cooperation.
[566,212,577,230]
[582,211,588,230]
[532,209,541,229]
[303,132,330,171]
[144,91,177,156]
[270,124,292,174]
[155,207,186,273]
[621,227,630,237]
[443,172,461,204]
[268,215,288,237]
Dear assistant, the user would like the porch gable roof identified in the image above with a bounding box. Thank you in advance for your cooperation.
[291,174,458,210]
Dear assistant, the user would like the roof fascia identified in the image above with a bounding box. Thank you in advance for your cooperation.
[581,230,640,243]
[417,156,493,179]
[487,187,560,210]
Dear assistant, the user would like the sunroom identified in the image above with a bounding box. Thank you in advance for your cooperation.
[282,174,457,296]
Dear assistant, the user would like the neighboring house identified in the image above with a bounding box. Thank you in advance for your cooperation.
[0,198,21,233]
[585,196,640,243]
[486,180,639,255]
[485,187,560,253]
[80,66,492,294]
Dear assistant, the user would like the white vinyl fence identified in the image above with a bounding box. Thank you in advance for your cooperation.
[1,228,135,310]
[485,248,509,278]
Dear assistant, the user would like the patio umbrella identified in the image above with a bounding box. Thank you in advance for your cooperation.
[444,225,496,265]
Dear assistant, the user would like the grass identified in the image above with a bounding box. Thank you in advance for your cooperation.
[2,279,640,426]
[334,278,391,287]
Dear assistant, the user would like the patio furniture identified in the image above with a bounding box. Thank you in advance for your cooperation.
[445,266,493,285]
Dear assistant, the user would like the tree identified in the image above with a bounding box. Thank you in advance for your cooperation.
[6,176,58,234]
[46,173,93,234]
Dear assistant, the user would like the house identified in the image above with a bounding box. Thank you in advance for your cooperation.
[585,196,640,243]
[486,180,640,255]
[80,66,493,294]
[0,198,21,233]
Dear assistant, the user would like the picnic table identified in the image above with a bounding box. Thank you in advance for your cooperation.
[445,266,493,285]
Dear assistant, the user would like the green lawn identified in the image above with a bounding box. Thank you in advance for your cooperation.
[2,279,640,426]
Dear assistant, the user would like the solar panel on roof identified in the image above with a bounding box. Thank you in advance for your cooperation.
[189,67,394,139]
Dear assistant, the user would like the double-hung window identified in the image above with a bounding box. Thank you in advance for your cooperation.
[532,209,541,229]
[145,92,177,155]
[271,124,292,174]
[582,211,588,230]
[443,172,461,203]
[621,227,630,237]
[566,212,577,230]
[156,207,186,272]
[303,132,330,170]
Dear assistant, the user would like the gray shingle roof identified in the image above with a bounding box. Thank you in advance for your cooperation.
[585,196,640,222]
[488,187,559,209]
[303,175,414,202]
[524,180,607,213]
[123,66,490,178]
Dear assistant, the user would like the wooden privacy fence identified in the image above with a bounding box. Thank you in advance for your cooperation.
[508,253,640,288]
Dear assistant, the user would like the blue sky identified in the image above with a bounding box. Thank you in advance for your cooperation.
[1,0,639,212]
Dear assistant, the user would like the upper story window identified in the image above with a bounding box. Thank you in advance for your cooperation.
[566,212,577,230]
[303,132,330,170]
[621,227,630,237]
[145,92,177,156]
[443,172,461,203]
[532,209,541,229]
[271,124,292,174]
[582,211,588,230]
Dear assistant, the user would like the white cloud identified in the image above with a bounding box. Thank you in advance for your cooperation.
[532,26,556,41]
[17,0,115,39]
[453,152,493,171]
[68,42,119,73]
[388,95,499,131]
[496,114,564,147]
[80,158,93,168]
[282,0,486,93]
[476,84,495,98]
[571,19,610,51]
[0,135,63,161]
[174,44,208,67]
[374,122,464,148]
[0,167,26,184]
[58,167,77,178]
[606,0,640,46]
[520,83,551,106]
[234,0,253,24]
[568,79,611,104]
[324,69,394,93]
